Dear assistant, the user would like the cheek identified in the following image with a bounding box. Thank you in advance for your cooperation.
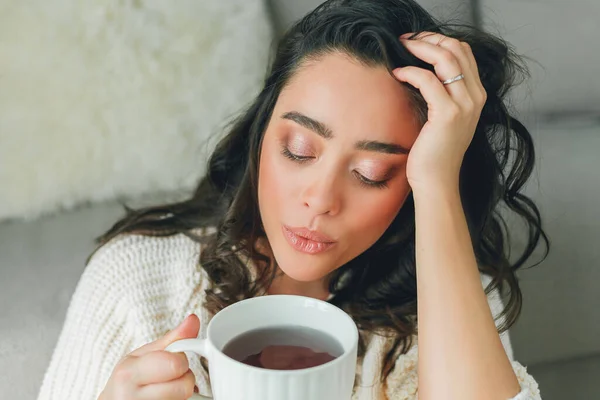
[258,139,294,220]
[347,183,410,241]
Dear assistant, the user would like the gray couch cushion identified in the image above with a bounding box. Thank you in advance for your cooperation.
[0,202,125,398]
[480,0,600,114]
[508,116,600,365]
[528,354,600,400]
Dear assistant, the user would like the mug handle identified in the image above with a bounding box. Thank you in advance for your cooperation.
[165,339,212,400]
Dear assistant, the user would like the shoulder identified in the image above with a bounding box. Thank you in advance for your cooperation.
[86,231,205,291]
[84,231,210,342]
[354,334,420,400]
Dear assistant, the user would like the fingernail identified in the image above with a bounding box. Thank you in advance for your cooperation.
[400,33,412,38]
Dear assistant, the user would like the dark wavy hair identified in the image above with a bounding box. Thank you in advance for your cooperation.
[97,0,549,382]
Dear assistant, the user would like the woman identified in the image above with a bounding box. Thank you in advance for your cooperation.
[38,0,548,399]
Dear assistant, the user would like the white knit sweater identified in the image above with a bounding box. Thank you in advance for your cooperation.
[37,232,541,400]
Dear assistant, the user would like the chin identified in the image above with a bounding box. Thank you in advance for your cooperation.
[273,248,334,283]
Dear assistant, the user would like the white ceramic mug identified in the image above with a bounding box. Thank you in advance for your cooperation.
[166,295,359,400]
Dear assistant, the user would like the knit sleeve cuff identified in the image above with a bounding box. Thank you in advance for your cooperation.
[508,361,542,400]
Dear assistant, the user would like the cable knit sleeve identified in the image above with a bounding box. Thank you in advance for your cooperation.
[37,237,136,400]
[384,274,542,400]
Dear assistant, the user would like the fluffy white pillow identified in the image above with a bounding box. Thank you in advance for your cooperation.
[0,0,273,220]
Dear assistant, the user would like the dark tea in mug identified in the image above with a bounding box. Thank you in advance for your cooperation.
[223,325,344,370]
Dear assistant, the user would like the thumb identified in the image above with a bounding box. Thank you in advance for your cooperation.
[164,314,201,345]
[130,314,201,357]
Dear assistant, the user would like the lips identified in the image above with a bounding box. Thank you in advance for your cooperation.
[284,226,335,243]
[282,225,336,255]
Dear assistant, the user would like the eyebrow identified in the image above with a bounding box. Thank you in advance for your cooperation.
[281,111,410,155]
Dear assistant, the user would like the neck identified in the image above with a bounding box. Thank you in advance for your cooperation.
[267,271,331,301]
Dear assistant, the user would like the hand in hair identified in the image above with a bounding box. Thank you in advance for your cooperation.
[395,32,488,192]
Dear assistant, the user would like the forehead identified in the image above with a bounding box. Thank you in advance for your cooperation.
[275,52,420,142]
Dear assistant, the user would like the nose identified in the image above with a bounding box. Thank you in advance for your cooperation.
[300,170,342,216]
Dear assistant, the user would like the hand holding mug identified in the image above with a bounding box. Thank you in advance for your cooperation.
[99,314,200,400]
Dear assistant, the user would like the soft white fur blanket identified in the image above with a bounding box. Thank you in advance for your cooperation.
[0,0,272,220]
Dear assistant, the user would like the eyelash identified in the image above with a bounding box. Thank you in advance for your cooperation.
[280,147,389,189]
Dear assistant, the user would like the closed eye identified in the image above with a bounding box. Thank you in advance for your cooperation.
[353,171,389,189]
[281,146,390,189]
[281,146,312,162]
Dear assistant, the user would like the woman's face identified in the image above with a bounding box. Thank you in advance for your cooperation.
[258,52,421,283]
